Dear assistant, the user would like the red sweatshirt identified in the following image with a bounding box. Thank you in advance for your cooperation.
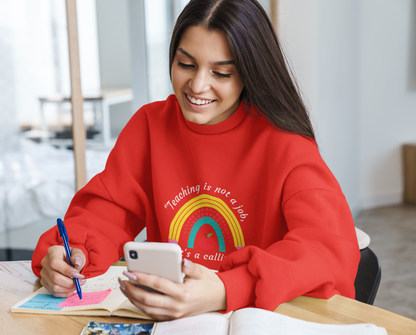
[32,95,360,312]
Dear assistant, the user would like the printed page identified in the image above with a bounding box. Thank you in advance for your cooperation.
[154,312,229,335]
[229,308,387,335]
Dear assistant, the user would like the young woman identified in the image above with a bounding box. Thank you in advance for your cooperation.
[32,0,360,321]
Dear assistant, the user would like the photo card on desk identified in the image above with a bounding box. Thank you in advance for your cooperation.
[80,321,155,335]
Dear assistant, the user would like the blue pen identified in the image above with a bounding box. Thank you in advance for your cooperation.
[57,218,82,300]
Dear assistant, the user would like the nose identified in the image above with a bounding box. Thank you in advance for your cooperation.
[189,69,210,93]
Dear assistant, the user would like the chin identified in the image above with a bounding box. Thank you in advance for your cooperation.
[185,115,207,125]
[181,111,206,125]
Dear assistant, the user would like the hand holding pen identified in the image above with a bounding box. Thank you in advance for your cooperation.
[38,221,86,298]
[57,218,83,299]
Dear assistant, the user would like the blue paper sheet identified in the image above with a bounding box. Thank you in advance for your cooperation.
[18,294,66,311]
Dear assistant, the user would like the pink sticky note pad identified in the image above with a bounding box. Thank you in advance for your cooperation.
[57,289,112,308]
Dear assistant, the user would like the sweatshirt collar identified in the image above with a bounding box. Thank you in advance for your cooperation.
[178,99,248,135]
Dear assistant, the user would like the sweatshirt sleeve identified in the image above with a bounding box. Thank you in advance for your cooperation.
[32,109,153,278]
[217,163,361,312]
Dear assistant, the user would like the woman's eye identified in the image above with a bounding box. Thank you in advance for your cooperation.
[177,61,231,78]
[177,61,194,69]
[213,72,231,79]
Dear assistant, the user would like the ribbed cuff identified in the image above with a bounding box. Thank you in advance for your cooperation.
[217,265,257,312]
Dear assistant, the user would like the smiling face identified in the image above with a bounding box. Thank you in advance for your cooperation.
[171,26,245,125]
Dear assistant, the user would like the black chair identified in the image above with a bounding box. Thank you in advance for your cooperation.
[354,247,381,305]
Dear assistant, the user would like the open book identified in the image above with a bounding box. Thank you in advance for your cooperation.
[10,266,152,319]
[152,309,388,335]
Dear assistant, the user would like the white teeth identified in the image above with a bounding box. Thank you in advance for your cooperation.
[187,94,213,105]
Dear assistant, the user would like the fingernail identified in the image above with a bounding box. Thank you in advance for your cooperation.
[71,272,85,279]
[120,286,128,297]
[184,258,191,268]
[123,270,137,281]
[118,277,126,290]
[80,279,87,286]
[74,257,83,266]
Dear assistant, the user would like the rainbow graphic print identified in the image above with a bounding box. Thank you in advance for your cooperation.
[168,194,245,268]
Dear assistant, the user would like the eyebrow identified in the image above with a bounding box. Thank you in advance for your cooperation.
[177,48,235,65]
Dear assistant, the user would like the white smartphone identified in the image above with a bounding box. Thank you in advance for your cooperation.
[123,242,184,290]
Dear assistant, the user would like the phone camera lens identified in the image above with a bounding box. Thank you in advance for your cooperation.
[129,250,138,259]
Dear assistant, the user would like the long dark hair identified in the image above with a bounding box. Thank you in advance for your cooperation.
[169,0,315,140]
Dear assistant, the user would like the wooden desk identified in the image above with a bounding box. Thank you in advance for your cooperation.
[1,261,415,335]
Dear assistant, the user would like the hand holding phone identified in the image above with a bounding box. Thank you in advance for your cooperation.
[123,242,183,291]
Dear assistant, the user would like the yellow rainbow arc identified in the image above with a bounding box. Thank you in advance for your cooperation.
[168,194,245,248]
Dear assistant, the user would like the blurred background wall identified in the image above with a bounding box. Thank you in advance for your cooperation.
[279,0,416,216]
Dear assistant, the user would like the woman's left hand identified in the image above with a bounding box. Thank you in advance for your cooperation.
[118,259,226,321]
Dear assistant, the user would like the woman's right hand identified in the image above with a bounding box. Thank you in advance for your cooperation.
[40,245,87,297]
